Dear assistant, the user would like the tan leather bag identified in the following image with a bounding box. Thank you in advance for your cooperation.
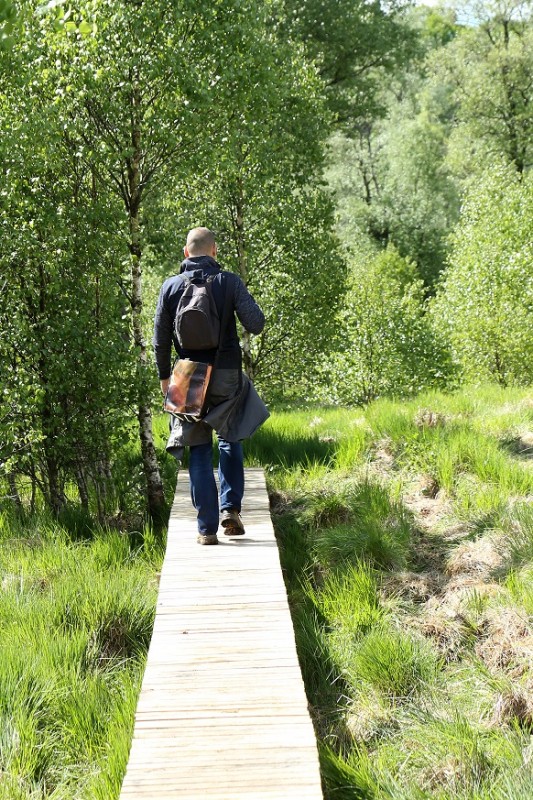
[164,359,212,421]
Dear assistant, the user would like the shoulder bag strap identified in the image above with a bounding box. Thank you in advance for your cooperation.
[199,274,241,418]
[212,273,233,367]
[212,273,242,389]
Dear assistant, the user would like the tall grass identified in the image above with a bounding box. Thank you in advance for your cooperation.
[2,384,531,799]
[503,503,533,565]
[0,511,161,798]
[505,566,533,615]
[254,384,533,800]
[307,561,382,636]
[346,624,442,699]
[311,482,413,570]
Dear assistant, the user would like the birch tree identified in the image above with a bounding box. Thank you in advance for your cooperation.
[432,164,533,385]
[432,0,533,175]
[152,25,344,398]
[0,16,130,515]
[34,0,279,521]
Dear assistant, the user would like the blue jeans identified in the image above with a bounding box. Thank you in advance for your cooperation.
[188,436,244,534]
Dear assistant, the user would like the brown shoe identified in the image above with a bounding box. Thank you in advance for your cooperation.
[221,509,245,536]
[197,533,218,545]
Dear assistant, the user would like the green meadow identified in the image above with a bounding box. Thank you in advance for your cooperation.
[0,515,164,799]
[1,385,532,797]
[0,416,173,799]
[247,385,533,799]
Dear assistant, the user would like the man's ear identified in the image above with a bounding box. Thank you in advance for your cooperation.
[184,246,189,258]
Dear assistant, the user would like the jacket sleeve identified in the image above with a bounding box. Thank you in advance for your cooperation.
[153,284,174,380]
[233,276,265,335]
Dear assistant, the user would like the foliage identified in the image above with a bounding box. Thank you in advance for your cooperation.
[0,0,17,50]
[284,0,418,124]
[38,0,290,520]
[432,164,533,386]
[321,246,449,405]
[4,0,531,522]
[140,19,343,399]
[432,0,533,176]
[328,69,461,288]
[325,6,462,288]
[0,36,132,515]
[376,96,460,287]
[0,0,340,514]
[326,1,533,299]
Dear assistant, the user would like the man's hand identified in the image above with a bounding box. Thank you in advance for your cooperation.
[160,378,170,396]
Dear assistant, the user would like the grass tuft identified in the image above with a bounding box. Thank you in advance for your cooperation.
[504,503,533,567]
[347,624,442,700]
[318,744,374,800]
[312,482,412,570]
[308,561,383,637]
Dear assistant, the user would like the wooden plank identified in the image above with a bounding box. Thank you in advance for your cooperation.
[119,468,323,800]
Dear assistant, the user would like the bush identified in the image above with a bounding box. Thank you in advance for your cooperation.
[322,245,450,405]
[432,164,533,386]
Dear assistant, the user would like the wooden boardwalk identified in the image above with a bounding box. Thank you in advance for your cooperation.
[119,467,323,800]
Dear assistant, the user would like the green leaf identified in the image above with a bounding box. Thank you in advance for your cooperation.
[36,0,67,17]
[79,20,93,36]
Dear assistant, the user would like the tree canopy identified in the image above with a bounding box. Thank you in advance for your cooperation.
[1,0,532,521]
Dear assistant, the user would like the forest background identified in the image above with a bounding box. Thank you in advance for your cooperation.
[0,0,531,523]
[0,1,533,799]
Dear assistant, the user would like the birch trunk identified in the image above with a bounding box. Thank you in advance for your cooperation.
[75,461,90,511]
[8,470,22,509]
[29,461,37,515]
[37,262,65,516]
[128,82,166,526]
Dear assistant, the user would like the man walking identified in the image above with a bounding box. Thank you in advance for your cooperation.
[153,227,265,545]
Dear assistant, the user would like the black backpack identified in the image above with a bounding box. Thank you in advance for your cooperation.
[174,274,220,350]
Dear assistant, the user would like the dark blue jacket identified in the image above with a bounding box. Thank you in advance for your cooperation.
[153,256,265,380]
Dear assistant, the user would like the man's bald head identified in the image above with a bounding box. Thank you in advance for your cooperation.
[185,227,217,257]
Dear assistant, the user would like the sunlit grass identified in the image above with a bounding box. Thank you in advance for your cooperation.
[310,482,413,570]
[371,712,525,798]
[0,512,160,799]
[505,566,533,616]
[1,383,531,799]
[254,384,533,800]
[306,561,383,636]
[345,624,443,700]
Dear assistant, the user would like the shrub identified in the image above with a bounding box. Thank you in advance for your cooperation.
[432,164,533,386]
[321,245,450,405]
